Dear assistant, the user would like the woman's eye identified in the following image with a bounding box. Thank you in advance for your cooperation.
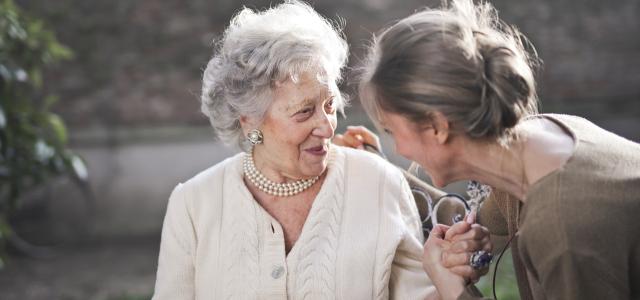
[294,107,314,121]
[298,107,313,115]
[325,99,336,113]
[383,128,393,135]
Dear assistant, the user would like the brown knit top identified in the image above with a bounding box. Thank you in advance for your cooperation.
[466,114,640,299]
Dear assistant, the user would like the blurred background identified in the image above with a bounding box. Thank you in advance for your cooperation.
[0,0,638,299]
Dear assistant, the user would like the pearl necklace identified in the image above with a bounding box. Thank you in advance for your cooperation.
[243,150,320,197]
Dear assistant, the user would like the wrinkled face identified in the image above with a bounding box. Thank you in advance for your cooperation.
[250,72,338,179]
[379,112,455,187]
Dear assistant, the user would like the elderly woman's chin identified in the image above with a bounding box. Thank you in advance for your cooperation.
[299,144,331,177]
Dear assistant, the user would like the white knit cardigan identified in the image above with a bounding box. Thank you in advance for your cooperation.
[152,146,434,299]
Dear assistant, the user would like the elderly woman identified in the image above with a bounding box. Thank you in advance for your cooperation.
[152,1,491,299]
[348,0,640,299]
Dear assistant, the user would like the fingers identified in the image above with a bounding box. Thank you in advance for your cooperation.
[465,209,476,224]
[444,221,471,241]
[451,224,490,243]
[342,131,364,149]
[335,125,383,151]
[423,224,451,270]
[448,237,490,254]
[332,134,346,146]
[478,264,490,277]
[442,251,471,268]
[429,224,450,240]
[443,237,493,269]
[332,132,364,149]
[345,126,381,148]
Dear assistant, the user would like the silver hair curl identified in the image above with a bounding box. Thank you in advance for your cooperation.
[201,0,349,148]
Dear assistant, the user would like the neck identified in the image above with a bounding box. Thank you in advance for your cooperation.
[454,135,530,201]
[245,147,324,197]
[251,146,296,183]
[251,145,325,183]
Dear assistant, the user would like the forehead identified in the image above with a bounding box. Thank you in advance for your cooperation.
[272,73,337,111]
[380,111,414,130]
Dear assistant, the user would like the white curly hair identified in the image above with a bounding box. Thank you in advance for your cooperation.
[201,0,349,148]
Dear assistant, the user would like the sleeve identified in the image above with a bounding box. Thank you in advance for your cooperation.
[387,175,439,300]
[478,191,509,236]
[478,191,511,252]
[152,184,197,300]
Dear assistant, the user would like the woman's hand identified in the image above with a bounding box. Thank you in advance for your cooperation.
[333,126,382,151]
[423,213,493,299]
[441,214,492,284]
[423,224,467,300]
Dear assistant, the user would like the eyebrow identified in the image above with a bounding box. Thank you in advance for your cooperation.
[287,94,335,114]
[287,98,316,114]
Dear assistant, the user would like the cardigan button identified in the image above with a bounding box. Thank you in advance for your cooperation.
[271,265,285,279]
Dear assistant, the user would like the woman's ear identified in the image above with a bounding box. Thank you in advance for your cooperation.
[239,115,251,136]
[431,111,450,144]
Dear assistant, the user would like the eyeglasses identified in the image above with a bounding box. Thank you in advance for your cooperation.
[411,188,470,237]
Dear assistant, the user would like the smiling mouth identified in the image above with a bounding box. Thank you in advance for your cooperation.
[305,144,328,156]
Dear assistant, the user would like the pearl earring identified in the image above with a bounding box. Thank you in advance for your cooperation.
[247,129,263,145]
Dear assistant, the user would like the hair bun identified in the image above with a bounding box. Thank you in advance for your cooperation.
[465,30,538,139]
[359,0,540,142]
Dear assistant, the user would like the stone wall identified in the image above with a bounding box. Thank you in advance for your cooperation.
[13,0,640,239]
[18,0,640,139]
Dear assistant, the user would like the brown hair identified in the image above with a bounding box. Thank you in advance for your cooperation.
[360,0,540,141]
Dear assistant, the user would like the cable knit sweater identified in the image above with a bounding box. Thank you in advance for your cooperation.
[152,146,435,299]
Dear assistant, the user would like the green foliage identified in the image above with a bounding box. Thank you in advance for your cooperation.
[477,249,520,300]
[0,0,87,267]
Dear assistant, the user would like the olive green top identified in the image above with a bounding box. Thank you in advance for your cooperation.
[464,114,640,299]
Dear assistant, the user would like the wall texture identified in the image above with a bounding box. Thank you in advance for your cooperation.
[17,0,640,139]
[13,0,640,238]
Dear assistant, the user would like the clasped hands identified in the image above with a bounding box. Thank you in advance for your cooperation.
[424,212,492,299]
[334,126,493,299]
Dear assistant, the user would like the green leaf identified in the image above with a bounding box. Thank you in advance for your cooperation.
[43,94,58,110]
[49,43,73,60]
[46,113,67,145]
[0,0,85,262]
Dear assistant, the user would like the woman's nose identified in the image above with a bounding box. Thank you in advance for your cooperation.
[313,113,335,138]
